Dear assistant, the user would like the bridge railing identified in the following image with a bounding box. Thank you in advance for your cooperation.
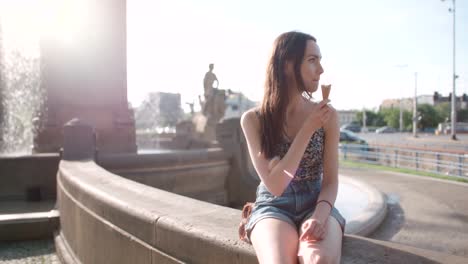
[339,144,468,179]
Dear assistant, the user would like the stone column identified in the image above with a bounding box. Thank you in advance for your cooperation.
[216,118,259,207]
[34,0,136,154]
[0,23,3,147]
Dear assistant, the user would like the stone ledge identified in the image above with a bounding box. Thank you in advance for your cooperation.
[0,200,59,241]
[58,160,256,263]
[341,176,388,236]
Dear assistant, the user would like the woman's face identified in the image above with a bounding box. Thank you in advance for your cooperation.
[300,40,324,94]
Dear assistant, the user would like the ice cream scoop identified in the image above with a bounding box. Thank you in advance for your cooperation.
[321,84,331,100]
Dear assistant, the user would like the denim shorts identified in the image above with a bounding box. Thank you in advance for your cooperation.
[244,179,346,243]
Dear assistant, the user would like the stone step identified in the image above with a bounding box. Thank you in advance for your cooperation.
[0,200,59,241]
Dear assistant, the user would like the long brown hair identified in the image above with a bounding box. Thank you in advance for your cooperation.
[259,31,316,159]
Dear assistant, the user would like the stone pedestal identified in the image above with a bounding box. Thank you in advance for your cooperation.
[201,88,226,142]
[216,118,259,207]
[34,0,136,154]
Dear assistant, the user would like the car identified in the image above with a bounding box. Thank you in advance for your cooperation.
[375,126,397,134]
[340,123,361,133]
[339,129,367,144]
[339,129,371,159]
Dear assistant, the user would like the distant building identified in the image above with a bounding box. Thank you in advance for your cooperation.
[380,98,413,111]
[223,90,258,120]
[337,110,357,126]
[418,95,434,105]
[135,92,183,130]
[433,92,468,110]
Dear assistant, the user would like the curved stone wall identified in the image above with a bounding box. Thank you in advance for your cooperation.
[97,149,232,205]
[55,152,467,264]
[56,153,256,263]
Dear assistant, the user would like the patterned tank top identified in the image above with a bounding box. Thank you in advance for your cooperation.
[276,128,325,181]
[255,110,325,181]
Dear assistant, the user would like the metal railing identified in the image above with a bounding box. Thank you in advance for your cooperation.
[339,144,468,179]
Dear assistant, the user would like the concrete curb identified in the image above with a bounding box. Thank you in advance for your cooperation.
[0,209,60,241]
[341,176,387,236]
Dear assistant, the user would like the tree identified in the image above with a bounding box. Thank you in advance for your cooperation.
[417,104,443,130]
[403,110,413,131]
[355,110,385,127]
[379,108,400,128]
[434,102,450,122]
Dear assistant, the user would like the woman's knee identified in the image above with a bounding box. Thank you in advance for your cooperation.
[302,251,339,264]
[313,253,339,264]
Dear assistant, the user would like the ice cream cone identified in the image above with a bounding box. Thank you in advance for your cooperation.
[321,84,331,100]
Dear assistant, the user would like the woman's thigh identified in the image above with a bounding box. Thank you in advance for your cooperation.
[250,218,299,264]
[297,216,343,264]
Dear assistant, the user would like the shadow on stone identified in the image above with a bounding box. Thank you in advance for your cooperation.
[369,195,406,241]
[342,235,440,264]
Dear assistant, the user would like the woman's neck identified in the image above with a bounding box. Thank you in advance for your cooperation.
[286,91,306,117]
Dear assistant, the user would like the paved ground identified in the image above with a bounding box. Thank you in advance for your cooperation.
[0,239,58,264]
[341,165,468,258]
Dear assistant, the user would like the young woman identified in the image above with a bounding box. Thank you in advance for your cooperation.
[239,31,346,264]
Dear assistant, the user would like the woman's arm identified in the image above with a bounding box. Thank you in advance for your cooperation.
[240,101,330,196]
[310,107,340,223]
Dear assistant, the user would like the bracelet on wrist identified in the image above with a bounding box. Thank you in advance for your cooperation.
[316,200,333,210]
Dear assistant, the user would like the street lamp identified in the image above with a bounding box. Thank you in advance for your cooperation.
[441,0,458,140]
[394,64,408,132]
[413,72,418,138]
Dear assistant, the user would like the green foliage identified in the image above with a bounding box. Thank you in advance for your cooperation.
[355,110,385,127]
[435,102,450,121]
[417,104,444,129]
[403,110,413,130]
[379,108,400,128]
[354,102,467,132]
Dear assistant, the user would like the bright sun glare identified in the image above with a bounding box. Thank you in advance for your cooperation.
[0,0,89,50]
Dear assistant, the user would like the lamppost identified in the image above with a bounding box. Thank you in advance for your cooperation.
[441,0,458,140]
[394,64,409,132]
[413,72,418,138]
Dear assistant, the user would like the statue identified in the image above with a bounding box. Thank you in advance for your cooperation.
[199,63,226,141]
[203,63,218,101]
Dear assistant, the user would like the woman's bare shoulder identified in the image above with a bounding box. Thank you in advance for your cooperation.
[325,105,339,132]
[240,107,261,129]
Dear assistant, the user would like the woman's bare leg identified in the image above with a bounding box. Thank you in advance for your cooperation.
[250,218,299,264]
[297,217,343,264]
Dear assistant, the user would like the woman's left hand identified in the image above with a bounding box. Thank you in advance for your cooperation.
[299,218,327,241]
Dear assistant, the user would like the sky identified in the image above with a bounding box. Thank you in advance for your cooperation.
[0,1,467,112]
[126,0,468,112]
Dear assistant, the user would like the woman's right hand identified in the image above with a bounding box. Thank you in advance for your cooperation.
[303,99,331,132]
